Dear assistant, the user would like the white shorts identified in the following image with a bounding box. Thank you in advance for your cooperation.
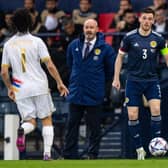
[16,93,56,121]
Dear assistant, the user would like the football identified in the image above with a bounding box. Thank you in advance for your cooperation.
[149,137,168,156]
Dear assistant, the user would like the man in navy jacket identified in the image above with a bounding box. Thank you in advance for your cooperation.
[63,19,116,159]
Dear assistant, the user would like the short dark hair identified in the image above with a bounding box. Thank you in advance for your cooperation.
[24,0,35,3]
[46,0,57,2]
[80,0,92,4]
[12,8,32,33]
[156,5,167,11]
[121,0,132,5]
[5,10,13,16]
[62,16,74,27]
[141,8,155,16]
[123,9,134,17]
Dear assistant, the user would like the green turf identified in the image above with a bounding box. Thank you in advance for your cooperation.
[0,159,168,168]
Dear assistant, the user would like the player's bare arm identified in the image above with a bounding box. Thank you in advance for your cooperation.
[112,52,125,90]
[45,58,69,96]
[1,65,15,101]
[161,44,168,66]
[163,55,168,66]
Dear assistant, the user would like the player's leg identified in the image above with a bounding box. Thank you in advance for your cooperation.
[145,81,161,138]
[16,119,36,152]
[126,80,146,160]
[41,116,54,160]
[149,99,161,138]
[16,98,37,152]
[35,93,55,160]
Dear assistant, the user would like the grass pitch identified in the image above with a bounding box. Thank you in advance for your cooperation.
[0,159,168,168]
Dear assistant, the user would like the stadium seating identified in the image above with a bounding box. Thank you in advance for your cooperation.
[105,28,116,45]
[98,13,115,32]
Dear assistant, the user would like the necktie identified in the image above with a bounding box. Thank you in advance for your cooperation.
[83,42,90,59]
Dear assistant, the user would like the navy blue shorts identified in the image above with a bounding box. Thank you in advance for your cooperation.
[125,80,161,106]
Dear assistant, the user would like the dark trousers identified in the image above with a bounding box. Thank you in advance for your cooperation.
[63,103,102,159]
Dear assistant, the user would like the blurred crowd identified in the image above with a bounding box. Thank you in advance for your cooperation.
[0,0,168,90]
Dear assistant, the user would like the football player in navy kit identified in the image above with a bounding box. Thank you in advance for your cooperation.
[112,8,168,160]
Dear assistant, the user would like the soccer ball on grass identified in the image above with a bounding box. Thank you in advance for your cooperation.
[149,137,168,156]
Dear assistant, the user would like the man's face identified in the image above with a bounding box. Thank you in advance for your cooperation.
[155,9,166,24]
[5,13,13,27]
[124,12,135,24]
[80,0,91,12]
[64,23,75,35]
[83,20,98,41]
[46,0,56,11]
[24,0,34,10]
[139,13,154,31]
[153,0,165,8]
[120,0,131,11]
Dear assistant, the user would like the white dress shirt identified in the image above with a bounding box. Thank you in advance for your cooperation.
[82,37,97,58]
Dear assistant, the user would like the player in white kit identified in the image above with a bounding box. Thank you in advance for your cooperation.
[1,8,69,160]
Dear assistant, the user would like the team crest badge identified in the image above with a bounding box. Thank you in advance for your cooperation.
[150,41,157,48]
[94,48,101,55]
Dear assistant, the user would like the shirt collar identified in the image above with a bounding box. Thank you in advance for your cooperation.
[84,37,97,46]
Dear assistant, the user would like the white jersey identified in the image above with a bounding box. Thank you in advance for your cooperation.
[2,33,50,100]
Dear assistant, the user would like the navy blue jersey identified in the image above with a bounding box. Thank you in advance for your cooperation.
[119,29,166,81]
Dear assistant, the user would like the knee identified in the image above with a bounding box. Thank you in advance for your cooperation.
[127,107,139,120]
[27,118,37,127]
[128,114,138,120]
[128,111,138,120]
[42,116,52,126]
[151,106,160,115]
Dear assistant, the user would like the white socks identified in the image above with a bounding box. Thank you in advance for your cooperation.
[21,122,35,135]
[21,123,54,157]
[42,126,54,157]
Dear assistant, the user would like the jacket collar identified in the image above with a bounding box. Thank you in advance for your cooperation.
[79,32,105,48]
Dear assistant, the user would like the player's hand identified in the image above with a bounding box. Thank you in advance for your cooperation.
[112,79,121,90]
[116,21,126,31]
[8,88,15,101]
[57,83,69,97]
[118,9,124,16]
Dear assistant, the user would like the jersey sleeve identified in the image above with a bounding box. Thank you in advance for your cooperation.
[119,35,130,54]
[159,37,166,50]
[38,38,50,62]
[1,44,11,68]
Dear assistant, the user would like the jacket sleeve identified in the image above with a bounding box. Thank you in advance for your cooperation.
[104,45,116,81]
